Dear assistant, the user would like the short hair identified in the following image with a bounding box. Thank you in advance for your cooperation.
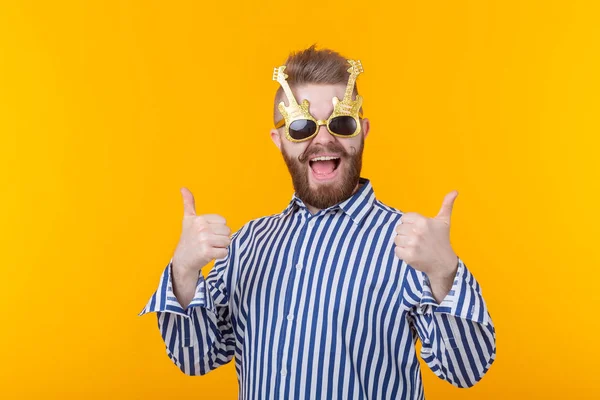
[273,43,361,125]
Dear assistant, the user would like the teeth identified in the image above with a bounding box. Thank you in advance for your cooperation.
[310,156,340,162]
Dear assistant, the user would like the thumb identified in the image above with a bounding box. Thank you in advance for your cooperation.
[435,190,458,221]
[180,187,196,217]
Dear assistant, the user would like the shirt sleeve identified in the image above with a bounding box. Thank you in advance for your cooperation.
[405,257,497,388]
[138,228,245,376]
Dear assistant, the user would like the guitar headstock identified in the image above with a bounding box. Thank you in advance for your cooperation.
[272,66,289,84]
[346,60,364,77]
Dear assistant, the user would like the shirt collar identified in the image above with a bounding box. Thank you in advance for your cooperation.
[280,177,376,226]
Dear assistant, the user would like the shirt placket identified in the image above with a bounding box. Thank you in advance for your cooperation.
[276,210,316,397]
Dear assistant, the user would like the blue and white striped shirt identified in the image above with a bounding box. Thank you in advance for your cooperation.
[139,177,496,399]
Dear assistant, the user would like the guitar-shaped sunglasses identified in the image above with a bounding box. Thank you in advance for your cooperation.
[273,59,364,142]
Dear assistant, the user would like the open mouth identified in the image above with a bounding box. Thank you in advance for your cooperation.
[308,155,341,181]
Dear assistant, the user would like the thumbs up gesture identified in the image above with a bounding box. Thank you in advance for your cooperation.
[394,191,459,280]
[172,187,232,276]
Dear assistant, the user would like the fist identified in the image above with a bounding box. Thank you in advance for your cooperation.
[394,191,459,279]
[172,187,232,275]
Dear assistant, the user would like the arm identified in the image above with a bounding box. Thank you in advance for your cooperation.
[405,257,496,388]
[138,229,243,376]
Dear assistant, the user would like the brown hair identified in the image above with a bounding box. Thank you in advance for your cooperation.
[273,43,361,125]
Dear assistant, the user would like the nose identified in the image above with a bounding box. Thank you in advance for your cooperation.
[311,121,335,145]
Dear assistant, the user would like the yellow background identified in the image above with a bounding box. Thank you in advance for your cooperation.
[1,0,598,398]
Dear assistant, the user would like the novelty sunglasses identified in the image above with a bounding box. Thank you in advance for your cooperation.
[273,59,365,143]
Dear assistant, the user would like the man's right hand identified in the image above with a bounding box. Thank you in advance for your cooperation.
[171,187,231,307]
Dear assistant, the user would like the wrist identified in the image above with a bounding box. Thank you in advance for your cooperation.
[427,255,458,283]
[172,261,200,282]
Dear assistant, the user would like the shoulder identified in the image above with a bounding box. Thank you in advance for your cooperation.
[372,198,405,218]
[229,212,286,250]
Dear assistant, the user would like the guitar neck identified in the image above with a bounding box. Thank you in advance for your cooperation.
[343,74,358,101]
[280,82,299,107]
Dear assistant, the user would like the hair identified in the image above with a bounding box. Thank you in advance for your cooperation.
[273,43,361,125]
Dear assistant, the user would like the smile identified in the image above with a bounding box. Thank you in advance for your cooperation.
[308,155,341,181]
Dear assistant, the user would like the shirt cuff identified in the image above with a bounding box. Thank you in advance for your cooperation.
[419,257,491,325]
[138,258,217,318]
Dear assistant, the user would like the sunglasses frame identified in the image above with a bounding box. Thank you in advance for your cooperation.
[274,110,365,143]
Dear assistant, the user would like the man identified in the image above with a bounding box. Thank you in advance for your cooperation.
[139,44,496,399]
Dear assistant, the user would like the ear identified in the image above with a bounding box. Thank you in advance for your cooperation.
[270,128,282,150]
[361,117,370,140]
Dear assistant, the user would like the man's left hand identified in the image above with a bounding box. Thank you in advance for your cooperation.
[394,191,460,281]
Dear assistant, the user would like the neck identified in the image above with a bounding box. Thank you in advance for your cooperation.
[305,181,362,216]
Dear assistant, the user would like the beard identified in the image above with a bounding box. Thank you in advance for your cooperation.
[281,135,364,210]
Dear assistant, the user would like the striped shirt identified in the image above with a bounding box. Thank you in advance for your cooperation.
[139,177,496,399]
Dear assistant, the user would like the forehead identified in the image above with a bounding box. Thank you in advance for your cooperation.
[291,83,347,116]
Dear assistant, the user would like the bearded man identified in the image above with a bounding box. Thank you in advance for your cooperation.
[140,44,496,400]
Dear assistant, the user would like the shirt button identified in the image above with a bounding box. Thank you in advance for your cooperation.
[287,314,294,321]
[281,368,287,376]
[296,263,302,270]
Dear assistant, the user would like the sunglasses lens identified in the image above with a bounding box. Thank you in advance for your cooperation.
[289,119,317,140]
[329,116,357,136]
